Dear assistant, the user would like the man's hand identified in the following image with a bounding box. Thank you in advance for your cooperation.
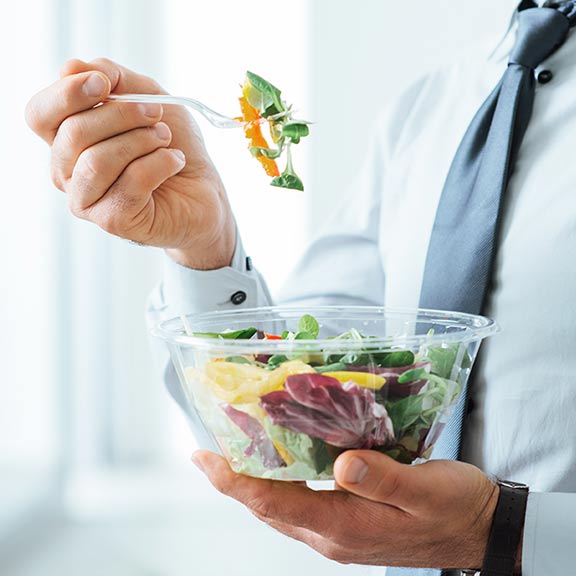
[192,449,499,570]
[25,58,236,270]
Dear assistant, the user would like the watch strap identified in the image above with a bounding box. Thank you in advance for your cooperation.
[480,480,529,576]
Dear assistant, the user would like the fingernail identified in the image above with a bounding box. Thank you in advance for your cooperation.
[343,457,368,484]
[154,122,171,140]
[171,149,186,164]
[82,73,108,98]
[138,102,162,118]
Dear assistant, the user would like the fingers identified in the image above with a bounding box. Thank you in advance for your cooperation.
[25,71,111,144]
[51,100,165,187]
[192,450,337,533]
[65,122,173,209]
[77,147,186,238]
[251,515,334,559]
[25,57,164,145]
[61,57,162,95]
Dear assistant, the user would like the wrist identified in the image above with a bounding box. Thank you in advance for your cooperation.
[466,479,500,571]
[166,212,236,271]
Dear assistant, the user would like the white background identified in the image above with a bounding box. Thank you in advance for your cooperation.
[0,1,509,574]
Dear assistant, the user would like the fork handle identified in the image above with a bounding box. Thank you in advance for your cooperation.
[105,93,243,129]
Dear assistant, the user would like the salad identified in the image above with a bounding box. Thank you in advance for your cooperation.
[236,71,310,191]
[185,314,470,480]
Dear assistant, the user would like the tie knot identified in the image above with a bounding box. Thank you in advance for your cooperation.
[510,6,571,68]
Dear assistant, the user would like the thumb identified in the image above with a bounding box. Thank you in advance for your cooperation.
[60,57,165,95]
[334,450,424,511]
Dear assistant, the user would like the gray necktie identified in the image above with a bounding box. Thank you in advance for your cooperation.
[387,2,575,575]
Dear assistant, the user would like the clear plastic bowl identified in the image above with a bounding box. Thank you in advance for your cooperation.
[152,306,498,481]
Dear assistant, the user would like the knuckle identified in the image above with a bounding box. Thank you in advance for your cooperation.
[110,188,141,215]
[90,58,118,84]
[66,181,96,219]
[66,187,91,220]
[246,494,276,519]
[67,198,85,219]
[50,165,65,191]
[143,76,163,93]
[123,160,152,189]
[109,137,136,165]
[25,97,56,142]
[92,57,114,68]
[95,207,123,236]
[372,468,402,501]
[24,99,41,132]
[75,148,102,181]
[56,81,80,114]
[59,58,84,78]
[57,116,84,149]
[117,140,136,163]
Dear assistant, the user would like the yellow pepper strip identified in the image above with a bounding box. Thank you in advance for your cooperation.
[203,359,316,404]
[323,371,386,391]
[238,82,280,178]
[272,440,295,466]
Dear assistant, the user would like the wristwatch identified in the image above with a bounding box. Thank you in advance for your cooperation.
[477,480,529,576]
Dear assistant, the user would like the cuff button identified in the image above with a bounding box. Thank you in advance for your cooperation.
[231,290,247,305]
[537,69,553,84]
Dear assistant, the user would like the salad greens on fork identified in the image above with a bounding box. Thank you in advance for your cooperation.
[108,72,310,191]
[236,71,311,191]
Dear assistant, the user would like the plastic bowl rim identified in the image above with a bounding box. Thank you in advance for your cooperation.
[150,305,500,351]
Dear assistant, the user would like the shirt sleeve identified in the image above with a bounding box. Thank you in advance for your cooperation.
[153,232,274,319]
[146,234,273,450]
[521,492,576,576]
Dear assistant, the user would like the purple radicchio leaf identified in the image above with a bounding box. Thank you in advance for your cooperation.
[222,404,286,469]
[260,373,395,449]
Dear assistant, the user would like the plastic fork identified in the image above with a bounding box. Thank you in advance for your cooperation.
[106,93,244,129]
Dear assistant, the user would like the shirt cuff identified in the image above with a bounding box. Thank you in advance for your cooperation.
[521,492,576,576]
[157,235,272,319]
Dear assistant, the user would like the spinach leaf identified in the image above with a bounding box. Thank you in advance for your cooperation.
[271,142,305,191]
[270,172,304,191]
[338,352,371,366]
[387,395,425,432]
[250,145,283,160]
[225,355,254,365]
[266,354,289,369]
[298,314,320,338]
[310,438,331,474]
[427,346,456,378]
[192,327,257,340]
[315,362,348,373]
[427,344,471,379]
[397,367,429,384]
[378,350,415,368]
[282,122,310,143]
[294,331,315,340]
[246,71,285,114]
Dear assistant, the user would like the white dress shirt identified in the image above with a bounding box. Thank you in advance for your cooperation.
[147,1,576,573]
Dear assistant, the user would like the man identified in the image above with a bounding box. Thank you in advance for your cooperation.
[25,0,576,573]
